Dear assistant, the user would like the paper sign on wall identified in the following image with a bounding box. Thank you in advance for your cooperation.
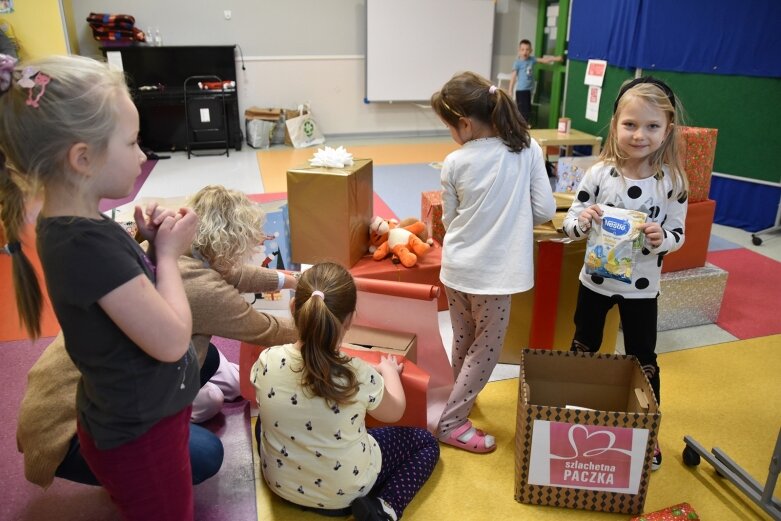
[528,420,649,494]
[584,59,607,87]
[586,85,602,122]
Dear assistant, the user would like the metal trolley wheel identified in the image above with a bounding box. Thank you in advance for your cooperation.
[682,432,781,520]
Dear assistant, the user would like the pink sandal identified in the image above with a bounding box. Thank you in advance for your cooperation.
[440,420,496,454]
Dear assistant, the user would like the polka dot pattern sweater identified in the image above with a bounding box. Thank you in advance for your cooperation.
[251,344,384,510]
[562,162,688,299]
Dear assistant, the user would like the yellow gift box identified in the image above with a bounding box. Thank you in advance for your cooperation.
[287,159,373,267]
[501,218,620,364]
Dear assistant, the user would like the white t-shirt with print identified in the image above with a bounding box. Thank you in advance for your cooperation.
[251,344,384,510]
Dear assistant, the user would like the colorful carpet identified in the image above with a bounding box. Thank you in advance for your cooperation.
[252,335,781,521]
[708,248,781,339]
[0,334,257,521]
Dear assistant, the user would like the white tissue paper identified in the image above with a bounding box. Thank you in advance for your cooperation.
[308,146,354,168]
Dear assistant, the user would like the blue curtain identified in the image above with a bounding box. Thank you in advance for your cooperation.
[569,0,641,68]
[710,176,781,232]
[569,0,781,78]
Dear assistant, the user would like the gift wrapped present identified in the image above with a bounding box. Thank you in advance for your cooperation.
[662,199,715,273]
[500,237,620,363]
[678,126,718,204]
[630,502,699,520]
[658,264,727,331]
[421,190,445,245]
[287,158,373,267]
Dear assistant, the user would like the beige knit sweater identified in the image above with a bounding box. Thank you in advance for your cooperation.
[16,257,298,488]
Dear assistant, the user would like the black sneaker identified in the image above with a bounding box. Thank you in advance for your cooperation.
[651,444,662,471]
[351,496,393,521]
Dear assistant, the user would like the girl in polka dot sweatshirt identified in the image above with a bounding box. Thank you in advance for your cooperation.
[251,263,439,520]
[562,77,688,470]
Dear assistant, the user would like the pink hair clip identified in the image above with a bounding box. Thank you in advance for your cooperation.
[18,66,50,108]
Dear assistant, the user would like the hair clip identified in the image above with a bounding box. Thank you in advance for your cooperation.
[488,85,497,95]
[0,54,17,94]
[18,66,51,108]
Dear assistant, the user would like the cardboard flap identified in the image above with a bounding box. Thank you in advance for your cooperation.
[634,387,650,410]
[343,324,416,360]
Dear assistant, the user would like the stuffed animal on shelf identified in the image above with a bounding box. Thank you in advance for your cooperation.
[369,216,433,268]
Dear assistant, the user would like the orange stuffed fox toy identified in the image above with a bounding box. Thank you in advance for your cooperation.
[369,216,433,268]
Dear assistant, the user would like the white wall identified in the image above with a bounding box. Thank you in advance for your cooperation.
[67,0,539,137]
[236,55,445,137]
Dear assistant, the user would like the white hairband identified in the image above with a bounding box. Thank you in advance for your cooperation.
[311,290,325,299]
[489,85,497,94]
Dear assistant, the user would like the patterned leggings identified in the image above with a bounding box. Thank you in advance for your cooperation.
[437,287,511,438]
[368,426,440,519]
[254,421,438,519]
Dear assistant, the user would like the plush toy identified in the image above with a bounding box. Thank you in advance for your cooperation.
[369,216,433,268]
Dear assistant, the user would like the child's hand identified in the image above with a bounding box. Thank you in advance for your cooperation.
[133,202,177,242]
[154,208,198,260]
[640,222,663,248]
[578,205,602,232]
[378,354,404,375]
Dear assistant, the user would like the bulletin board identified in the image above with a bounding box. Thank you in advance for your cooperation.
[365,0,495,102]
[563,59,781,184]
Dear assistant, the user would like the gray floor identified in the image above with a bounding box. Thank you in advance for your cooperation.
[135,142,781,383]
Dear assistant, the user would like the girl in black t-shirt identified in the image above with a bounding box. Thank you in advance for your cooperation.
[1,54,199,521]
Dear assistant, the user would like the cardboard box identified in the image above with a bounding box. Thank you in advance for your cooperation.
[678,126,717,204]
[630,502,699,520]
[658,264,727,331]
[287,159,373,267]
[421,190,445,245]
[343,324,417,364]
[515,349,660,515]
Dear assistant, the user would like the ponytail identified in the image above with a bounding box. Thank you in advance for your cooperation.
[293,263,358,406]
[0,152,42,338]
[490,86,530,152]
[432,71,530,153]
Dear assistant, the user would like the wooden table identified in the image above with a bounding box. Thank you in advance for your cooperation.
[530,128,602,159]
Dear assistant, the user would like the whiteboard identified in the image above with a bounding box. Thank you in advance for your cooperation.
[366,0,495,102]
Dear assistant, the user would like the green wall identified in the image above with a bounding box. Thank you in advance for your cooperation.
[564,60,781,183]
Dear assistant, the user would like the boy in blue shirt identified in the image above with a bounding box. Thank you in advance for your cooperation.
[509,39,564,125]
